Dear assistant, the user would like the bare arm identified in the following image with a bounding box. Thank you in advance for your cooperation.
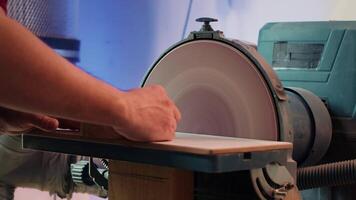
[0,11,180,141]
[0,12,125,126]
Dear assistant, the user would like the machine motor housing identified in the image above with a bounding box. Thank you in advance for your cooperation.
[258,21,356,162]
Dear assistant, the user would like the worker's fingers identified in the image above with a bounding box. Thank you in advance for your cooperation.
[28,114,59,132]
[166,99,181,123]
[172,104,181,122]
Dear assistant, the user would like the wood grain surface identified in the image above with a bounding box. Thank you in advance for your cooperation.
[109,160,193,200]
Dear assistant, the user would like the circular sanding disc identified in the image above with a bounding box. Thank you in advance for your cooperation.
[144,40,278,140]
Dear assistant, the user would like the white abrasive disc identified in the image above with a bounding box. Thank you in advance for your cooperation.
[144,40,278,140]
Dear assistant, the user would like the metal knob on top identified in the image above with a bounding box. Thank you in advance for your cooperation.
[196,17,218,31]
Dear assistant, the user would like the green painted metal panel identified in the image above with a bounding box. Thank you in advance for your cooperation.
[276,71,330,82]
[258,21,356,118]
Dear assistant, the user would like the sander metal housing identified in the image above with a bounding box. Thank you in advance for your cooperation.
[259,21,356,163]
[259,21,356,199]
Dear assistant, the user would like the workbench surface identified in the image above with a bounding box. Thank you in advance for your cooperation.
[23,132,292,173]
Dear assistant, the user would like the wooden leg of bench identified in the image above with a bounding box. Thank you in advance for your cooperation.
[109,160,194,200]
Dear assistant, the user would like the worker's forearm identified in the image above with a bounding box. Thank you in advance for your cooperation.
[0,14,126,126]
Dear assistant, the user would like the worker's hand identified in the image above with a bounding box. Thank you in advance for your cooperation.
[114,85,181,142]
[0,107,59,134]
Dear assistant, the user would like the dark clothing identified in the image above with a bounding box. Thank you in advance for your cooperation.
[0,0,7,14]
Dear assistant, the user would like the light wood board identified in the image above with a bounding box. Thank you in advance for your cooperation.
[146,132,292,155]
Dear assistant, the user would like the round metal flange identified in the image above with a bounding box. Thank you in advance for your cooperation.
[286,87,332,166]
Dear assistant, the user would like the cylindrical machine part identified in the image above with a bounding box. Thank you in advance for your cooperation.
[286,87,332,166]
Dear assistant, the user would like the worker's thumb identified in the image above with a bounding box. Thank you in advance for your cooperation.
[28,114,59,132]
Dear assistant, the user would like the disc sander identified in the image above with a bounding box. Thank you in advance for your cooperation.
[144,40,278,140]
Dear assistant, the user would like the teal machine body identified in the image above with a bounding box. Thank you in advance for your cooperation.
[258,21,356,162]
[258,21,356,199]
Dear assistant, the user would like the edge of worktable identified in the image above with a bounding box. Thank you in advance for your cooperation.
[24,131,292,156]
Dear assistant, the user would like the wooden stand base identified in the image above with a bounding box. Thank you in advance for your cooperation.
[109,160,194,200]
